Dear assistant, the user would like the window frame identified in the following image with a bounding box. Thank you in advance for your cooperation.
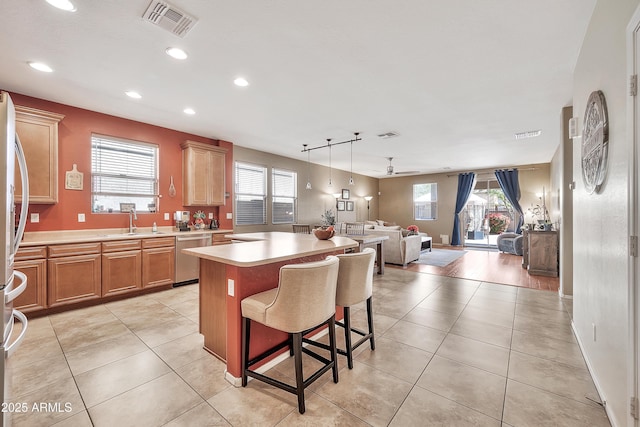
[413,182,438,220]
[90,134,159,213]
[234,161,267,226]
[271,167,297,224]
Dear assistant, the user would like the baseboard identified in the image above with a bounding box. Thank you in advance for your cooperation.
[224,327,331,387]
[570,320,619,426]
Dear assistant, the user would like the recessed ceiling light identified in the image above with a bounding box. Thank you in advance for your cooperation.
[234,77,249,87]
[45,0,76,11]
[183,108,195,115]
[166,47,188,60]
[125,91,142,99]
[28,62,53,73]
[514,130,542,140]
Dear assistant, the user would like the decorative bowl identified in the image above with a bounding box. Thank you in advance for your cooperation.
[313,228,335,240]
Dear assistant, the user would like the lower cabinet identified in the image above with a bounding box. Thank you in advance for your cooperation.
[142,237,175,288]
[48,242,102,307]
[14,246,47,313]
[102,240,142,297]
[18,236,178,314]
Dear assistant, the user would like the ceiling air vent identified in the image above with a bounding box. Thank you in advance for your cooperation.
[377,132,399,139]
[143,0,197,38]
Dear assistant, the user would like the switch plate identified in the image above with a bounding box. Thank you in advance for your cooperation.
[209,212,214,219]
[30,213,39,223]
[164,212,170,220]
[226,212,233,219]
[227,279,235,297]
[78,213,86,222]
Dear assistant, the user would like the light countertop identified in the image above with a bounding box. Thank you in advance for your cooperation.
[19,227,233,246]
[182,231,358,267]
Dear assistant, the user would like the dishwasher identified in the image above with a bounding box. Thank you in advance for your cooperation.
[175,233,212,285]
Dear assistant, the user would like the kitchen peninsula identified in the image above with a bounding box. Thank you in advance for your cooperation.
[182,231,358,382]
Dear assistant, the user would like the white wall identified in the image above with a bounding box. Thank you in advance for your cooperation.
[572,1,639,425]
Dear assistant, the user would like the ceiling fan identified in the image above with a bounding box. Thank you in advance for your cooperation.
[386,157,394,175]
[385,157,419,176]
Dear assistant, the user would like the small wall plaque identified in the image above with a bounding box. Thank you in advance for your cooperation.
[65,164,83,190]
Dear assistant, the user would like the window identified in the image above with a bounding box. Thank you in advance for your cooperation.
[91,134,158,213]
[272,168,297,224]
[235,162,267,225]
[414,183,438,220]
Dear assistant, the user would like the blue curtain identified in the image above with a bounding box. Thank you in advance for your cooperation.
[451,172,476,246]
[495,168,524,234]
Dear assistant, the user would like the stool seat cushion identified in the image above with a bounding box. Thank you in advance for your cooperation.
[241,257,339,333]
[241,288,278,325]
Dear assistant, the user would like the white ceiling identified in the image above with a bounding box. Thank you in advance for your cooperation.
[0,0,596,178]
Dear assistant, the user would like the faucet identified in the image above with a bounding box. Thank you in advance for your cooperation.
[128,208,137,234]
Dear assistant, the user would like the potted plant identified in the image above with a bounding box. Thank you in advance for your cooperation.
[406,225,419,236]
[487,212,510,234]
[320,209,336,227]
[193,210,206,229]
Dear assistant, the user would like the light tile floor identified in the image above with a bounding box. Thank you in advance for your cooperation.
[9,269,611,426]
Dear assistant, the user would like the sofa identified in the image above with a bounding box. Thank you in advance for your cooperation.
[365,225,422,267]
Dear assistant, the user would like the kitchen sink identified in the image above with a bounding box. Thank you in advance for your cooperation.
[99,232,165,238]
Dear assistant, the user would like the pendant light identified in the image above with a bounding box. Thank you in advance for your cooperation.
[348,132,358,186]
[304,144,312,190]
[327,138,333,187]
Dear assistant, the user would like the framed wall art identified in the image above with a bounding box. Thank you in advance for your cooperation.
[346,201,354,211]
[337,201,346,211]
[341,189,350,199]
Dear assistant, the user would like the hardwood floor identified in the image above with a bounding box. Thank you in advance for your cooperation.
[391,246,560,292]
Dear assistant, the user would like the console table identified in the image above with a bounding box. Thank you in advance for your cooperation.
[522,230,558,277]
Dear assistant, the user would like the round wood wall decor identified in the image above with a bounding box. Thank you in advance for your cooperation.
[581,90,609,194]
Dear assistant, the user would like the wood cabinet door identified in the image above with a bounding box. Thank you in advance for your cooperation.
[142,246,175,288]
[183,145,210,206]
[102,250,142,296]
[14,106,64,204]
[48,254,101,307]
[528,232,558,277]
[14,259,47,312]
[181,141,227,206]
[208,149,226,205]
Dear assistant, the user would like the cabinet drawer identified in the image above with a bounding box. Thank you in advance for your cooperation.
[102,239,142,253]
[15,246,47,261]
[142,237,175,249]
[48,242,101,258]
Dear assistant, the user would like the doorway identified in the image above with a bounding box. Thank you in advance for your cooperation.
[463,179,517,248]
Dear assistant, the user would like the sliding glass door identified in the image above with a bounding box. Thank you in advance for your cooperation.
[463,179,517,248]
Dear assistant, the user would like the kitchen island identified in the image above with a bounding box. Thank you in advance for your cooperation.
[182,231,358,382]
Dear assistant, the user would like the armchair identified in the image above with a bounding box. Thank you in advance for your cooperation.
[496,233,523,256]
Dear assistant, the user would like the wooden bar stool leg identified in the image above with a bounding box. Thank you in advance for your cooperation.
[328,315,339,382]
[366,296,375,350]
[342,307,354,369]
[241,317,251,387]
[293,332,305,414]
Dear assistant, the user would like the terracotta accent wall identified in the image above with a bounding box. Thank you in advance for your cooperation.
[8,92,234,232]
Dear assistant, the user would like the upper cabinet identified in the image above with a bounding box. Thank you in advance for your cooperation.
[181,140,227,206]
[15,106,64,204]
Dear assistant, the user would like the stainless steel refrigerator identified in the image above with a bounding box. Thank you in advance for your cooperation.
[0,91,30,427]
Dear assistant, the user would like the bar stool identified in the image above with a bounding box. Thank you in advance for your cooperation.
[241,256,340,414]
[335,248,376,369]
[303,248,376,369]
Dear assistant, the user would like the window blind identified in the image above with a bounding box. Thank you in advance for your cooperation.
[91,134,158,212]
[235,162,267,225]
[272,168,296,224]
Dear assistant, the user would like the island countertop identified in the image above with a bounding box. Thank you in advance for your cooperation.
[182,231,358,267]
